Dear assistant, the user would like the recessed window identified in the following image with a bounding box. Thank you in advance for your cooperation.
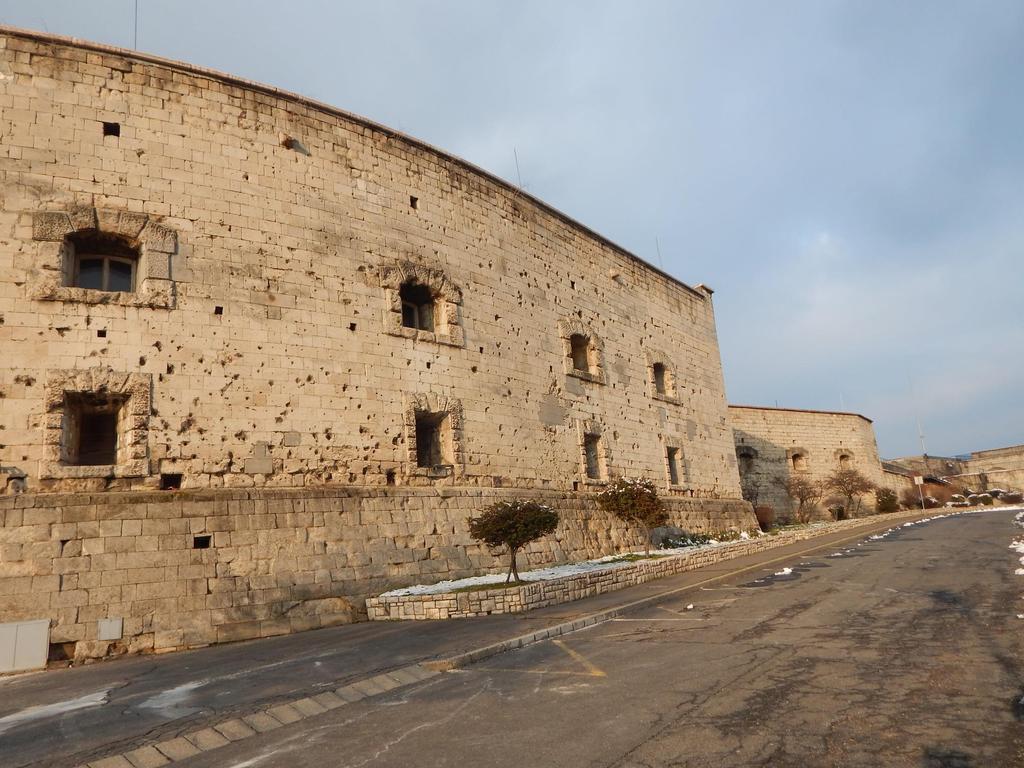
[570,334,591,373]
[583,433,604,480]
[409,195,419,210]
[792,453,808,471]
[63,393,124,466]
[667,446,681,485]
[652,362,668,395]
[102,121,120,137]
[400,281,435,332]
[66,231,137,293]
[838,454,852,469]
[193,535,212,549]
[415,411,448,468]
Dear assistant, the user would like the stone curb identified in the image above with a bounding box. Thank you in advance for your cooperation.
[74,508,952,768]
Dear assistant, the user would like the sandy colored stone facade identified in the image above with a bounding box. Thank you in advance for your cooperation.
[728,405,903,517]
[960,445,1024,493]
[888,447,1024,494]
[0,29,752,657]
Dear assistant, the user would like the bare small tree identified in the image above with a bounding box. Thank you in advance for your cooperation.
[825,469,875,517]
[776,475,823,523]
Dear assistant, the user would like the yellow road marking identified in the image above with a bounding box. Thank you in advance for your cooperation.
[484,639,607,677]
[551,639,607,677]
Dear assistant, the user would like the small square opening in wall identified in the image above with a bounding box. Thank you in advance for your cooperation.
[160,473,183,490]
[583,433,604,480]
[102,121,120,137]
[97,329,107,338]
[409,195,418,210]
[214,306,223,315]
[193,535,212,549]
[667,446,681,485]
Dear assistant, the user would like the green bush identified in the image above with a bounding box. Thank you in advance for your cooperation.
[875,488,899,514]
[597,477,669,555]
[467,500,559,583]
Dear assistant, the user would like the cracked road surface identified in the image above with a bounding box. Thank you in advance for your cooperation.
[177,510,1023,768]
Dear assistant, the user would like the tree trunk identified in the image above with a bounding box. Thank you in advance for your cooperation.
[507,547,521,583]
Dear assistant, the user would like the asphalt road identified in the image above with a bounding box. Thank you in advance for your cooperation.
[177,509,1023,768]
[2,509,1020,767]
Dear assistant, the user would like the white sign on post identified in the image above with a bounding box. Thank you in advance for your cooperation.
[914,475,925,485]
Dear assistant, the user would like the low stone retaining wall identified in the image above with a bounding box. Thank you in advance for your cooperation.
[0,486,752,661]
[366,509,940,620]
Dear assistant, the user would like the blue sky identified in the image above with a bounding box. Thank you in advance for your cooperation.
[4,1,1022,457]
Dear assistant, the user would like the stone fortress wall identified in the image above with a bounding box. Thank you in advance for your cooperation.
[728,405,909,517]
[887,446,1024,495]
[0,29,752,658]
[961,445,1024,492]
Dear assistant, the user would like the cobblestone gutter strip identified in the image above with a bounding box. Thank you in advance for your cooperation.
[73,508,951,768]
[73,664,443,768]
[366,509,941,621]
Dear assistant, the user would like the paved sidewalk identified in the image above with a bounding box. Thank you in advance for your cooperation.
[1,510,951,768]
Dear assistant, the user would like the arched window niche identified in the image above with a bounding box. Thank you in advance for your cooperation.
[30,206,179,308]
[558,318,605,384]
[790,450,809,472]
[381,262,464,347]
[645,348,681,404]
[66,230,138,293]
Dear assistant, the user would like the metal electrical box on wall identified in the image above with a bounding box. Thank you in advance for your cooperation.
[0,619,50,673]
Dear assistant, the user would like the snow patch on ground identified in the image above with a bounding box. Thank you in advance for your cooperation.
[774,567,793,576]
[380,537,755,597]
[139,680,206,717]
[0,688,110,735]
